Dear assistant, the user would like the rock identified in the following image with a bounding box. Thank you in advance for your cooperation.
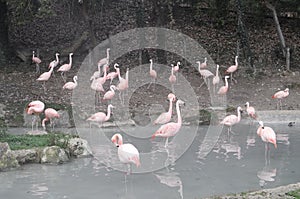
[41,146,69,164]
[0,103,5,118]
[13,149,39,164]
[0,142,19,171]
[68,138,93,158]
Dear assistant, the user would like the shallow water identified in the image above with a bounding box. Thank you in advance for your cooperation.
[1,123,299,199]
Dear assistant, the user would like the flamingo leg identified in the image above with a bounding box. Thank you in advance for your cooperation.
[164,137,169,148]
[36,63,40,74]
[199,81,205,89]
[61,72,66,82]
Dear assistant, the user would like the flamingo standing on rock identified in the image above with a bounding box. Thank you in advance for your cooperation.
[37,64,55,92]
[42,108,60,131]
[200,57,207,69]
[220,106,242,135]
[217,76,230,95]
[117,68,129,105]
[26,100,45,131]
[111,133,140,175]
[257,121,277,151]
[153,93,176,125]
[57,53,73,82]
[272,88,289,110]
[49,53,60,69]
[86,104,114,127]
[63,75,78,90]
[152,99,185,148]
[32,51,42,73]
[197,61,214,88]
[225,55,238,84]
[147,59,157,89]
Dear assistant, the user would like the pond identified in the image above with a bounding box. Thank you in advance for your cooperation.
[0,123,299,199]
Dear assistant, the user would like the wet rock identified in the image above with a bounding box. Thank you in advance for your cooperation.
[13,149,39,164]
[0,142,19,171]
[68,138,93,158]
[41,146,69,164]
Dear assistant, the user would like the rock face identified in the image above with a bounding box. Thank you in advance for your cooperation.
[68,138,93,158]
[0,142,19,170]
[41,146,69,164]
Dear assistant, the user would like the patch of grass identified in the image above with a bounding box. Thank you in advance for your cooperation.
[226,106,236,113]
[286,189,300,198]
[199,109,211,124]
[0,132,77,150]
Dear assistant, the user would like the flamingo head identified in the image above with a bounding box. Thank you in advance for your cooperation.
[73,76,78,81]
[56,53,60,56]
[111,133,122,147]
[70,53,73,56]
[245,102,249,107]
[258,121,264,128]
[177,61,181,66]
[284,88,289,92]
[167,93,176,102]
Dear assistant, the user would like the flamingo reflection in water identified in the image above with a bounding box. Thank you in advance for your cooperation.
[155,171,183,199]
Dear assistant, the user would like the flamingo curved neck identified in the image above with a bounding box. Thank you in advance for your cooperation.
[167,99,173,114]
[69,54,73,65]
[237,108,241,121]
[176,102,182,124]
[56,54,59,62]
[105,106,112,121]
[225,78,228,87]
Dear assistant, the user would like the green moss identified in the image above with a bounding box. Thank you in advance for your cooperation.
[286,189,300,198]
[226,106,236,113]
[0,132,77,150]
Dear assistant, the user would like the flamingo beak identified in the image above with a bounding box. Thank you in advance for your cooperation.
[151,134,156,140]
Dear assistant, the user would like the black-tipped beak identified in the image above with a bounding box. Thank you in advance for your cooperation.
[116,145,119,148]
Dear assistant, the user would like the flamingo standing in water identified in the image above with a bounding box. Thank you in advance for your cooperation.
[42,108,60,131]
[87,104,114,127]
[153,93,176,125]
[272,88,289,110]
[245,102,257,120]
[98,48,110,69]
[147,59,157,90]
[212,64,220,93]
[225,55,238,84]
[57,53,73,82]
[111,133,140,174]
[169,64,176,93]
[257,121,277,151]
[32,51,42,73]
[152,99,185,148]
[103,85,118,101]
[26,100,45,131]
[220,106,242,135]
[217,76,229,95]
[37,64,55,92]
[106,64,120,85]
[63,75,78,90]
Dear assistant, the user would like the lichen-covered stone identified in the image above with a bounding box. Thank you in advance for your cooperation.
[0,142,19,171]
[13,149,39,164]
[41,146,69,164]
[68,138,93,158]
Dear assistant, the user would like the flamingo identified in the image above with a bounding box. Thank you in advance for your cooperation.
[98,48,110,68]
[36,64,55,92]
[152,99,185,148]
[106,63,120,84]
[153,93,176,125]
[147,59,157,89]
[272,88,289,110]
[200,57,207,69]
[245,102,257,120]
[86,104,114,127]
[103,85,117,101]
[197,61,214,88]
[32,51,42,73]
[48,53,60,69]
[217,76,230,95]
[111,133,140,174]
[225,55,238,83]
[26,100,45,131]
[220,106,242,135]
[257,121,277,150]
[212,64,220,93]
[57,53,73,82]
[169,64,176,93]
[63,75,78,90]
[117,68,129,105]
[174,61,180,72]
[42,108,60,131]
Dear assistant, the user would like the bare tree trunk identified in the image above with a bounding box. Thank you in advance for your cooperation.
[265,2,286,57]
[81,0,97,48]
[286,47,290,71]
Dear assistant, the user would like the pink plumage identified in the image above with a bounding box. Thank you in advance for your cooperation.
[272,88,289,99]
[32,51,41,64]
[257,121,277,148]
[26,100,45,115]
[42,108,60,130]
[217,76,229,95]
[245,102,257,119]
[153,93,176,125]
[63,76,78,90]
[57,53,73,73]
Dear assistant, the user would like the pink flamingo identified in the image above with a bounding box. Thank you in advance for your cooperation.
[90,76,105,105]
[197,61,214,88]
[225,55,238,83]
[174,61,180,72]
[212,64,220,93]
[97,48,110,68]
[117,68,129,105]
[26,100,45,131]
[200,57,207,69]
[152,99,185,148]
[245,102,257,120]
[106,63,120,84]
[103,85,117,101]
[86,104,114,127]
[217,76,229,95]
[48,53,60,69]
[57,53,73,82]
[153,93,176,125]
[272,88,289,110]
[42,108,60,131]
[32,51,42,73]
[63,75,78,90]
[257,121,277,150]
[37,64,55,92]
[111,133,140,174]
[220,106,242,135]
[147,59,157,89]
[169,64,176,93]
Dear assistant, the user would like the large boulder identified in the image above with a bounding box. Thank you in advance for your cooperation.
[13,149,39,164]
[41,146,69,164]
[0,142,19,170]
[68,138,93,158]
